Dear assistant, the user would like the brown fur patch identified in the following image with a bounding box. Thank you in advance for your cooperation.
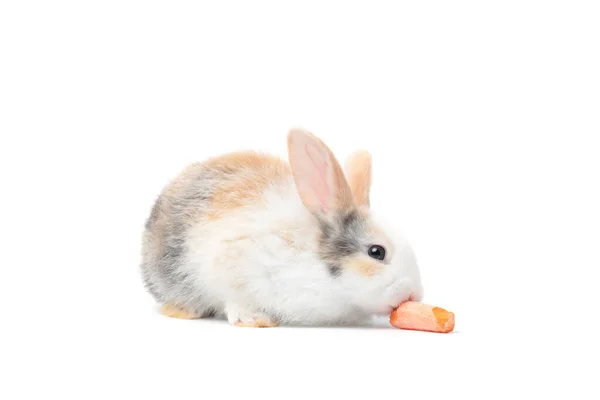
[160,304,200,319]
[279,231,295,247]
[235,319,279,328]
[366,224,386,240]
[203,152,291,220]
[348,258,384,277]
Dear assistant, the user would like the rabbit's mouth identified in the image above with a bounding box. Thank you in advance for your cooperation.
[371,305,396,316]
[390,293,419,308]
[379,306,393,314]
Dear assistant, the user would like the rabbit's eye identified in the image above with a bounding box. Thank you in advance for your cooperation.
[368,245,386,261]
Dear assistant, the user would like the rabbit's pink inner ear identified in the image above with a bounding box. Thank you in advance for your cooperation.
[303,142,331,212]
[288,128,354,215]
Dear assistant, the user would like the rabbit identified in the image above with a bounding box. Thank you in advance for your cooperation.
[140,128,424,327]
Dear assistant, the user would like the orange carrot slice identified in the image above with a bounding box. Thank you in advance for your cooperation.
[390,301,455,333]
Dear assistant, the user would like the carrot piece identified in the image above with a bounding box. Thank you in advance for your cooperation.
[390,301,455,333]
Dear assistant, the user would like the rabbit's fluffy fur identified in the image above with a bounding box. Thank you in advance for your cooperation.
[140,129,423,327]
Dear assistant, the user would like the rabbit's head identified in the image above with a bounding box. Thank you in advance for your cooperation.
[288,129,424,315]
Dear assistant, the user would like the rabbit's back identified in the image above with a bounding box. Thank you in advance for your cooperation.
[140,151,292,314]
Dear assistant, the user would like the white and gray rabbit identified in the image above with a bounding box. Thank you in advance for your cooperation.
[140,128,424,327]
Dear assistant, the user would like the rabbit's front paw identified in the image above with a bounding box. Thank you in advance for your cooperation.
[225,304,278,328]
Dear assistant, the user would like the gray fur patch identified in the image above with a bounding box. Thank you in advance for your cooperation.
[140,165,219,313]
[318,209,366,276]
[327,263,342,276]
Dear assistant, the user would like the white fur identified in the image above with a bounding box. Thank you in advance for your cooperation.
[183,177,423,326]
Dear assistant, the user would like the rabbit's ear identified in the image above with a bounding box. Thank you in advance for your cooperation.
[287,128,355,215]
[344,150,372,208]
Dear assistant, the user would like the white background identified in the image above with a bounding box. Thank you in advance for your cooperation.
[1,1,599,399]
